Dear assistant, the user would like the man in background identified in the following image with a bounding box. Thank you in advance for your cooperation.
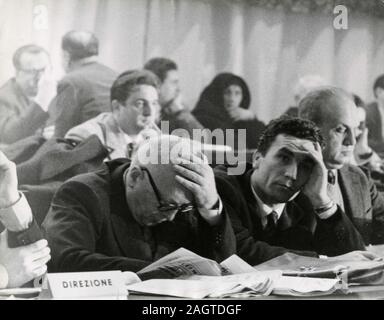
[0,45,55,144]
[365,75,384,154]
[65,70,161,160]
[48,30,117,138]
[144,57,203,136]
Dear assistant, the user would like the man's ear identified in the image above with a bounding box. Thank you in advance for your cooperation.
[125,166,143,189]
[111,100,121,113]
[252,151,262,169]
[377,87,384,99]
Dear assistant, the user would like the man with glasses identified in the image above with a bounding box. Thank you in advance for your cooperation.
[42,135,235,276]
[65,70,161,160]
[0,44,56,144]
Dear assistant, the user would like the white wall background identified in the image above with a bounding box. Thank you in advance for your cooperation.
[1,0,384,122]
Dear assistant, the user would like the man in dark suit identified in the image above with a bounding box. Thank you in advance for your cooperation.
[42,135,235,276]
[299,86,384,245]
[47,31,117,138]
[0,45,56,144]
[365,75,384,154]
[215,116,372,266]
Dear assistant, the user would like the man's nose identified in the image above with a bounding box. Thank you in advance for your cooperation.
[284,163,298,180]
[142,104,153,117]
[344,130,356,146]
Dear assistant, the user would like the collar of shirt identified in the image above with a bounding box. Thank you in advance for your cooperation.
[106,113,135,146]
[250,180,286,227]
[328,169,338,185]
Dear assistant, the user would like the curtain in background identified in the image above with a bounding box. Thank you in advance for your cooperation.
[1,0,384,122]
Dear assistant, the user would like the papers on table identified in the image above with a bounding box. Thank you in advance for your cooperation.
[127,272,279,299]
[273,276,340,297]
[128,248,343,298]
[0,287,42,296]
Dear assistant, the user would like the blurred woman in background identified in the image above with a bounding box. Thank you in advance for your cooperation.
[193,73,265,150]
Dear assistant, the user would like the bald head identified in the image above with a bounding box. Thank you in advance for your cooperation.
[62,30,99,61]
[126,135,204,225]
[299,86,358,169]
[298,86,355,127]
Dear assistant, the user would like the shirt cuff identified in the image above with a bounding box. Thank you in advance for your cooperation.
[0,192,33,232]
[0,264,9,289]
[198,198,223,226]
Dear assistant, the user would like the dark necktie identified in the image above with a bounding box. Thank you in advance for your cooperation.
[263,211,278,239]
[126,142,137,159]
[328,170,336,185]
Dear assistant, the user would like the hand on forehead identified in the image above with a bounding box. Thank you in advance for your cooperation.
[275,134,318,154]
[169,141,208,165]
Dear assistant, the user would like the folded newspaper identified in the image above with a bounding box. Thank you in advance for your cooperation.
[126,248,340,298]
[254,252,384,286]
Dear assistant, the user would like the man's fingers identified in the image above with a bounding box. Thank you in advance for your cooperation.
[26,239,49,253]
[31,246,51,262]
[175,175,199,194]
[174,158,206,176]
[32,253,51,267]
[174,164,204,185]
[31,264,48,278]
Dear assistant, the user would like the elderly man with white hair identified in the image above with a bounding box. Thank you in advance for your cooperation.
[42,135,235,277]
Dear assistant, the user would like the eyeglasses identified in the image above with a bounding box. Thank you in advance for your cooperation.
[141,167,195,215]
[18,67,46,76]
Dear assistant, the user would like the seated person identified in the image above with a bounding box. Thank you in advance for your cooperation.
[192,73,265,149]
[300,87,384,244]
[0,45,56,144]
[215,116,375,266]
[350,96,382,171]
[0,151,50,288]
[42,135,235,275]
[65,70,161,160]
[144,57,204,136]
[47,31,118,138]
[365,74,384,154]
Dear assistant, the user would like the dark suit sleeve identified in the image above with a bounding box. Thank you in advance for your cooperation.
[7,218,43,248]
[215,171,317,266]
[365,104,384,153]
[49,80,78,138]
[0,99,48,144]
[369,175,384,244]
[313,207,366,256]
[195,208,236,262]
[42,180,149,273]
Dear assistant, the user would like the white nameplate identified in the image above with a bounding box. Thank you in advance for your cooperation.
[42,271,127,299]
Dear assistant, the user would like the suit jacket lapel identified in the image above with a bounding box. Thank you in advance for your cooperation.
[239,168,264,235]
[278,200,307,231]
[108,161,153,261]
[338,166,364,220]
